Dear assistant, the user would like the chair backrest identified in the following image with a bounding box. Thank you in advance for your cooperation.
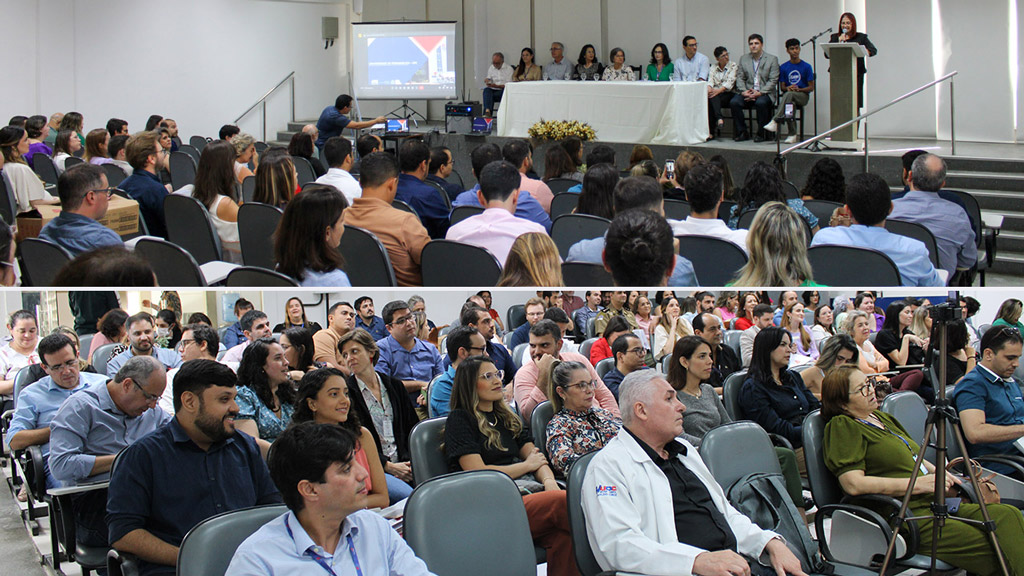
[546,178,580,194]
[801,410,846,506]
[91,343,122,376]
[225,267,299,287]
[176,504,288,576]
[551,214,611,259]
[676,235,749,287]
[188,135,209,151]
[391,199,419,220]
[511,342,530,370]
[945,190,984,249]
[64,156,85,169]
[561,262,614,286]
[507,304,526,331]
[530,400,556,456]
[880,391,933,461]
[405,470,537,576]
[236,202,283,270]
[0,171,19,225]
[549,192,580,219]
[807,245,902,286]
[450,205,484,226]
[254,141,269,155]
[292,156,316,186]
[422,178,453,210]
[782,180,800,200]
[802,200,843,228]
[700,421,782,490]
[101,163,128,187]
[421,240,502,287]
[179,144,202,166]
[663,199,691,220]
[409,416,448,486]
[135,237,208,286]
[718,200,736,223]
[337,225,397,287]
[724,329,743,360]
[566,450,604,576]
[163,194,223,264]
[78,333,93,360]
[884,219,941,269]
[169,151,197,190]
[20,238,73,287]
[721,369,749,420]
[595,357,615,379]
[579,337,598,360]
[32,153,59,186]
[241,176,256,204]
[12,366,44,411]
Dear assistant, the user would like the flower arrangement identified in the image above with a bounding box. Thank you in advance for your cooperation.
[527,119,597,142]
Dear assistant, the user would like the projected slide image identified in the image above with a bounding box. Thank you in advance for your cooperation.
[367,36,454,86]
[352,22,458,100]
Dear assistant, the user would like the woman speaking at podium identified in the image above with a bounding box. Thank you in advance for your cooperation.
[827,12,877,108]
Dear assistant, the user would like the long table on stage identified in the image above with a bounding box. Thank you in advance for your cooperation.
[495,80,709,146]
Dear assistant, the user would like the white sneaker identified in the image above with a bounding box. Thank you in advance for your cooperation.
[784,134,798,144]
[763,120,778,132]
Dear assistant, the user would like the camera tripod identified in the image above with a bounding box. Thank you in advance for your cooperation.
[876,293,1009,576]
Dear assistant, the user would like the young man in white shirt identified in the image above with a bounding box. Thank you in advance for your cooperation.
[669,163,748,252]
[314,136,361,205]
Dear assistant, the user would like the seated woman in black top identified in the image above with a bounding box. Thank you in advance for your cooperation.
[928,319,976,389]
[288,131,326,178]
[443,356,576,575]
[738,327,821,470]
[873,300,931,403]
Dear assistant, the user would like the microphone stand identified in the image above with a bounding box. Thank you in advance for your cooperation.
[803,27,831,152]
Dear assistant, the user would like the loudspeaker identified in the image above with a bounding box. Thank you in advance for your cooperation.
[322,17,339,40]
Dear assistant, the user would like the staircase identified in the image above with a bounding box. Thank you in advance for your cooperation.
[268,121,313,148]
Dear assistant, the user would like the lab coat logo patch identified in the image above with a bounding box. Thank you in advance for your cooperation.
[595,485,618,497]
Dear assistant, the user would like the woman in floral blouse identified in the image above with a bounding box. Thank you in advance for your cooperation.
[602,48,635,81]
[235,337,296,445]
[545,360,621,475]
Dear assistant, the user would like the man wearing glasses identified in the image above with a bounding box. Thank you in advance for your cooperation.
[601,333,646,400]
[158,323,221,414]
[954,325,1024,479]
[7,333,108,489]
[107,312,183,378]
[375,300,444,406]
[120,130,171,238]
[429,325,488,418]
[49,355,172,549]
[671,36,709,82]
[543,42,573,81]
[38,164,123,256]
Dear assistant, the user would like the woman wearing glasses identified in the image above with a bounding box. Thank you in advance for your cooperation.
[738,327,821,471]
[444,356,577,575]
[544,361,621,476]
[822,364,1024,575]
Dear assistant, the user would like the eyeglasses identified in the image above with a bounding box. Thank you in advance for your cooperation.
[563,380,597,391]
[89,187,121,198]
[467,345,488,353]
[479,370,504,382]
[177,338,195,350]
[851,380,876,397]
[627,347,645,356]
[45,358,78,373]
[133,379,161,403]
[388,314,416,326]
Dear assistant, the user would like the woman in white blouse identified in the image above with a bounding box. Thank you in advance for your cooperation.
[602,48,635,81]
[0,126,59,213]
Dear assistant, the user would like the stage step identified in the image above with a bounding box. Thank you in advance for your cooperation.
[947,170,1024,193]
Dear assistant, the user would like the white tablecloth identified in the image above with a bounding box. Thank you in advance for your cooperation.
[495,80,709,145]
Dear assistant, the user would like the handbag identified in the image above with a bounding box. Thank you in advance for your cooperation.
[946,457,1000,504]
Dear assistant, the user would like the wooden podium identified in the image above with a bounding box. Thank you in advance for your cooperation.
[823,42,867,142]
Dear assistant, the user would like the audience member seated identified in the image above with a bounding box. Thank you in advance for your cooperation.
[462,302,515,380]
[222,309,274,363]
[781,301,818,364]
[291,367,390,509]
[426,146,463,201]
[273,297,323,334]
[503,139,553,212]
[453,143,551,231]
[874,300,926,369]
[158,322,220,413]
[513,319,619,420]
[225,422,432,576]
[314,136,361,204]
[653,296,693,362]
[822,364,1024,573]
[604,209,676,286]
[668,336,731,447]
[732,202,819,286]
[45,113,64,146]
[274,184,351,286]
[496,233,564,287]
[631,159,658,177]
[345,152,430,286]
[543,41,573,80]
[762,38,814,143]
[287,131,325,178]
[190,140,242,262]
[23,115,52,166]
[0,125,59,212]
[223,298,253,349]
[799,157,845,203]
[542,145,580,183]
[733,292,760,332]
[36,164,122,256]
[582,369,806,575]
[691,313,740,391]
[235,337,295,446]
[953,325,1024,479]
[729,34,780,142]
[799,333,858,397]
[889,154,977,278]
[53,246,157,287]
[314,302,356,370]
[483,51,514,114]
[574,44,605,80]
[811,303,837,352]
[313,94,386,150]
[706,46,739,138]
[107,134,133,176]
[729,161,818,232]
[106,117,128,137]
[992,297,1024,333]
[509,297,546,349]
[670,163,749,251]
[844,309,928,402]
[252,153,295,208]
[602,47,635,81]
[281,327,318,380]
[52,129,82,175]
[374,300,444,406]
[108,359,281,576]
[445,160,546,266]
[120,130,171,237]
[512,47,542,81]
[929,319,975,389]
[353,296,386,341]
[58,111,86,148]
[395,139,450,239]
[351,133,383,175]
[443,356,576,573]
[645,42,674,81]
[574,163,617,220]
[88,308,128,362]
[601,332,645,399]
[544,360,621,477]
[50,356,171,548]
[739,303,773,368]
[430,325,488,417]
[106,312,183,378]
[590,315,632,368]
[339,328,417,502]
[231,132,258,183]
[82,128,112,166]
[739,327,821,469]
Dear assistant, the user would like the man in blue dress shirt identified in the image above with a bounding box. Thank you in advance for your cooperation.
[225,422,434,575]
[354,296,387,341]
[108,360,282,576]
[429,326,488,418]
[451,143,551,231]
[7,333,107,488]
[395,139,451,239]
[375,300,444,407]
[811,173,944,287]
[39,164,123,256]
[314,94,385,150]
[106,312,183,378]
[671,36,710,81]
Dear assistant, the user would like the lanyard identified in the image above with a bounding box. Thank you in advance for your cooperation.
[284,515,363,576]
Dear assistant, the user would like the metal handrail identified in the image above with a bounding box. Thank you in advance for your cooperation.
[235,71,296,142]
[779,71,958,169]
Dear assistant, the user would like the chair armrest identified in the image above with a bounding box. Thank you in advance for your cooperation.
[26,445,47,501]
[840,493,924,558]
[48,480,110,497]
[970,455,1024,477]
[107,549,141,576]
[200,261,241,285]
[814,502,916,564]
[767,433,794,451]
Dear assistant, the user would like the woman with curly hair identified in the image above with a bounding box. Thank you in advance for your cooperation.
[728,161,819,234]
[800,157,846,203]
[235,337,296,444]
[89,309,129,362]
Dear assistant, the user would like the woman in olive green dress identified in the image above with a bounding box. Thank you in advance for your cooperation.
[821,364,1024,576]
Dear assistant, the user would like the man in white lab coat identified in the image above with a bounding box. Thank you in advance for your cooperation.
[581,369,807,576]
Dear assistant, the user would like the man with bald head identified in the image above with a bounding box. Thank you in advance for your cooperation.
[582,369,806,576]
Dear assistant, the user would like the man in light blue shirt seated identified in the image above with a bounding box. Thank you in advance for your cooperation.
[6,333,108,489]
[542,42,573,80]
[38,164,123,256]
[429,326,488,417]
[451,143,551,231]
[106,311,183,378]
[811,172,944,287]
[225,422,434,576]
[375,300,445,407]
[670,36,710,82]
[567,176,698,286]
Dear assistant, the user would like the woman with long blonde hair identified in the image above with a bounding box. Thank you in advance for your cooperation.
[732,202,818,287]
[497,233,563,287]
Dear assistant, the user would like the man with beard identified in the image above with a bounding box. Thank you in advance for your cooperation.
[107,359,281,576]
[106,312,182,378]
